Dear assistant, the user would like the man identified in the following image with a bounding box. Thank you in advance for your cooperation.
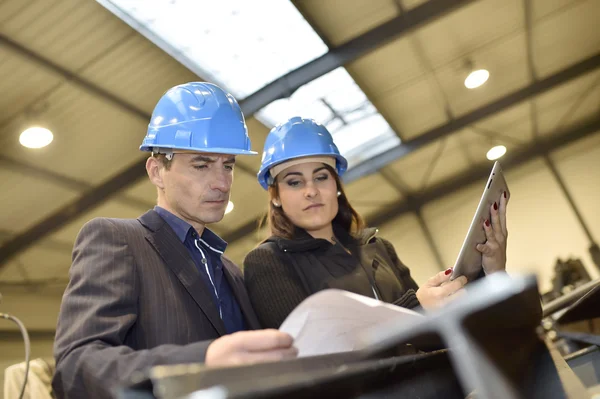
[52,82,297,399]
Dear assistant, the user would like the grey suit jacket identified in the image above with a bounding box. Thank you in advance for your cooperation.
[52,210,261,399]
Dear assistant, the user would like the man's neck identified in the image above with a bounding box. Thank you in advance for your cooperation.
[157,202,205,236]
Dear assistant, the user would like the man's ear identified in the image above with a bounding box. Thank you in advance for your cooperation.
[146,157,165,190]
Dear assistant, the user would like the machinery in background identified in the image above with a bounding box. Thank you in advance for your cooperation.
[541,257,592,305]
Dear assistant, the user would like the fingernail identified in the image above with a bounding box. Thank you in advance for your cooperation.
[493,202,497,211]
[485,219,490,227]
[503,191,507,198]
[445,268,452,275]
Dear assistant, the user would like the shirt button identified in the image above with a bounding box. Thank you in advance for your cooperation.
[201,258,207,264]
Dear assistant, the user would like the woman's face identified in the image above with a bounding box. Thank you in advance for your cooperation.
[275,162,339,234]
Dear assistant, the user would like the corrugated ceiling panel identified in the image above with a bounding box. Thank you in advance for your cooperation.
[1,0,134,71]
[0,47,62,126]
[373,77,450,140]
[533,0,600,77]
[531,0,586,20]
[385,134,475,192]
[0,245,72,282]
[2,80,149,185]
[47,199,151,246]
[474,102,534,143]
[0,168,80,234]
[347,37,427,102]
[534,70,600,136]
[414,0,523,68]
[434,31,530,117]
[345,173,403,220]
[293,0,398,46]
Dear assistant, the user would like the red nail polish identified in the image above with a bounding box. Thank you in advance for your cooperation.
[485,219,490,227]
[445,268,452,275]
[493,202,497,210]
[503,191,507,198]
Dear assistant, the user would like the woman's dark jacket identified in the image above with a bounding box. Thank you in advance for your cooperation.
[243,225,421,329]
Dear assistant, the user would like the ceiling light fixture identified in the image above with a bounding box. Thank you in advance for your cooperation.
[465,69,490,89]
[486,145,507,161]
[225,201,234,214]
[19,127,53,149]
[463,59,490,89]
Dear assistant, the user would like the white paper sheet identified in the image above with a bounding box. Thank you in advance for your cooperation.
[279,289,423,357]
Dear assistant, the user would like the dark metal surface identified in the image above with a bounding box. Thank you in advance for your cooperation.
[543,279,600,318]
[119,274,577,399]
[238,0,476,116]
[151,351,463,399]
[363,273,553,399]
[565,345,600,390]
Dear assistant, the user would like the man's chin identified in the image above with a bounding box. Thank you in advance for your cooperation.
[201,211,225,225]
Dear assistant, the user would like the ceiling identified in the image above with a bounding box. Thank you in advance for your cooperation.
[0,0,599,294]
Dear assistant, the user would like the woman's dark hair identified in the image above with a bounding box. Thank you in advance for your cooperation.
[263,164,365,239]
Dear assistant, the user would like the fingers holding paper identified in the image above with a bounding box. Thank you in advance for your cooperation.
[416,269,467,310]
[206,329,298,367]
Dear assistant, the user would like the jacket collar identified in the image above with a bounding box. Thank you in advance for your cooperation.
[138,209,227,335]
[268,224,379,253]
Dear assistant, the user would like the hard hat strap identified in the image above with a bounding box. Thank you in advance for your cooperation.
[151,147,174,160]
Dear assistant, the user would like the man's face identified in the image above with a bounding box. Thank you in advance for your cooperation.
[154,152,235,226]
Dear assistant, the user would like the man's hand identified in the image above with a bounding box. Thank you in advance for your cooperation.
[206,329,298,367]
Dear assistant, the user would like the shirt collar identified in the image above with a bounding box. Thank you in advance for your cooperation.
[154,206,228,252]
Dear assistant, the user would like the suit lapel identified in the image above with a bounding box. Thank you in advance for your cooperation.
[221,257,261,330]
[140,211,227,336]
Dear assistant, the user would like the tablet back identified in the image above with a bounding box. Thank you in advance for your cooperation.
[451,161,510,281]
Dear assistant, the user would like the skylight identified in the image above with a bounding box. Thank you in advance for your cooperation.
[98,0,401,168]
[256,68,401,166]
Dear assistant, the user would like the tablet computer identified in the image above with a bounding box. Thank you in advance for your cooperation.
[451,161,510,282]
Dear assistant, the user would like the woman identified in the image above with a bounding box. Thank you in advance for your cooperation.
[244,117,509,329]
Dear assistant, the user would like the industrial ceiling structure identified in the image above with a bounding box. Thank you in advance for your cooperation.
[0,0,599,294]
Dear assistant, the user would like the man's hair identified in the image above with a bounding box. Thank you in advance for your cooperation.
[152,153,173,170]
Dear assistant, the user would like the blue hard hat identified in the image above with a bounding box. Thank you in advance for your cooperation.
[140,82,256,155]
[257,117,347,190]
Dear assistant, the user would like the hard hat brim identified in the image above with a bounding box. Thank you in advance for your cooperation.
[140,144,257,156]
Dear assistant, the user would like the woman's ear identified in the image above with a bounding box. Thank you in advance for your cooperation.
[272,199,281,208]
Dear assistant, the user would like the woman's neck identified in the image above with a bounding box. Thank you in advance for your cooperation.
[306,224,335,244]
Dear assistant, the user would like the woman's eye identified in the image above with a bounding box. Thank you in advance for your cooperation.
[287,180,300,187]
[224,164,234,171]
[315,174,328,182]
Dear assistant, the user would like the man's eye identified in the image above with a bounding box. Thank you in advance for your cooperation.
[193,165,208,170]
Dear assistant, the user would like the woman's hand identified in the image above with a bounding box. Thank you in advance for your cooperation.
[416,268,467,310]
[477,191,509,275]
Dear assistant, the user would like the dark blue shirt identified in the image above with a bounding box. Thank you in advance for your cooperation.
[154,206,246,334]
